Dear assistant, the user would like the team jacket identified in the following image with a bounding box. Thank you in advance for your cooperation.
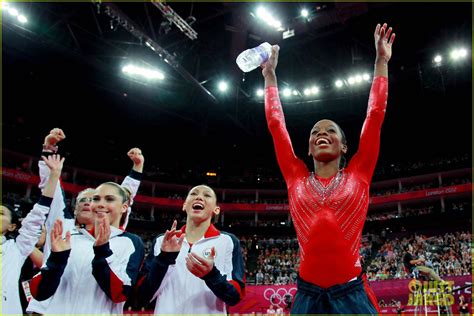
[27,156,141,313]
[1,197,52,314]
[139,224,245,315]
[29,225,144,314]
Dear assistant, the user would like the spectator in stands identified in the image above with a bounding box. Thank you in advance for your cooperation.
[403,244,444,282]
[138,185,245,314]
[256,269,264,285]
[261,23,395,314]
[266,304,276,315]
[275,305,284,315]
[458,295,470,316]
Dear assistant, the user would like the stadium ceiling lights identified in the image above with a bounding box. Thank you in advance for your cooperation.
[122,64,165,80]
[254,7,284,31]
[303,86,319,96]
[347,73,371,86]
[253,70,370,100]
[450,48,468,61]
[218,81,229,92]
[431,48,468,66]
[433,55,443,65]
[2,2,28,24]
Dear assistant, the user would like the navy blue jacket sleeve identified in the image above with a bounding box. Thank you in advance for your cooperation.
[30,249,71,301]
[137,236,179,305]
[92,233,145,303]
[201,232,245,306]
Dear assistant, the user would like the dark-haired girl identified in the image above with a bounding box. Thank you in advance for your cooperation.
[261,24,396,314]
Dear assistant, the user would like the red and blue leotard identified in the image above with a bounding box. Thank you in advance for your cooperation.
[265,76,388,288]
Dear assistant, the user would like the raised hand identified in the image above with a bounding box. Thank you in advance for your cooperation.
[185,247,215,278]
[94,216,111,247]
[36,224,47,248]
[44,128,66,147]
[161,220,185,253]
[127,147,144,172]
[261,45,280,79]
[41,154,65,175]
[374,23,396,63]
[51,219,71,252]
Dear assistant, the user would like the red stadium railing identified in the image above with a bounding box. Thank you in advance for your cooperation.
[2,166,472,212]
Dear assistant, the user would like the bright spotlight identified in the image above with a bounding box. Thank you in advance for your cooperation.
[256,7,267,19]
[292,90,298,96]
[303,88,311,96]
[433,55,442,63]
[256,89,264,97]
[283,88,292,97]
[355,75,362,83]
[301,9,309,18]
[2,2,9,9]
[218,81,228,92]
[450,50,459,60]
[122,64,165,80]
[17,15,27,24]
[145,41,156,52]
[347,77,355,85]
[458,48,467,58]
[255,6,283,31]
[8,7,18,16]
[311,86,319,94]
[335,80,343,88]
[450,48,467,61]
[362,73,370,81]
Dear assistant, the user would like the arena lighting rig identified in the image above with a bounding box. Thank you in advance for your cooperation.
[150,0,198,41]
[93,0,217,104]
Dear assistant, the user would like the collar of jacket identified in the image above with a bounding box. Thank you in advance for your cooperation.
[178,223,220,239]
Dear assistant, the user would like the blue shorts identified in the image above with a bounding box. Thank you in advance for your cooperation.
[291,275,378,315]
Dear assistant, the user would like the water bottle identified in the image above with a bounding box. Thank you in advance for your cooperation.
[236,42,272,73]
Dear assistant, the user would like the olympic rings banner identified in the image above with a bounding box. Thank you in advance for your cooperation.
[229,285,297,314]
[229,275,472,315]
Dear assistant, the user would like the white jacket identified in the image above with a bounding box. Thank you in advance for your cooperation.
[30,225,144,314]
[1,198,52,314]
[140,224,245,315]
[27,158,142,313]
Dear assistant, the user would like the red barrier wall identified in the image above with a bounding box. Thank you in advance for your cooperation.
[229,275,472,315]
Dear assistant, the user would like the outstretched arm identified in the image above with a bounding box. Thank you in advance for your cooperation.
[262,45,308,183]
[349,23,396,182]
[17,155,65,259]
[38,129,72,262]
[120,148,144,229]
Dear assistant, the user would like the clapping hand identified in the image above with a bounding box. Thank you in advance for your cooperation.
[94,216,111,247]
[161,220,185,252]
[185,247,215,278]
[51,220,71,252]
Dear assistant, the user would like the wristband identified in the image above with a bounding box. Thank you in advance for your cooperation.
[42,144,58,153]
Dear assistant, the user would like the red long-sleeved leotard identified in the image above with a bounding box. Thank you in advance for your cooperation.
[265,76,388,288]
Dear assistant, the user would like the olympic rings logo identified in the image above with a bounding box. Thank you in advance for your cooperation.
[263,287,297,307]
